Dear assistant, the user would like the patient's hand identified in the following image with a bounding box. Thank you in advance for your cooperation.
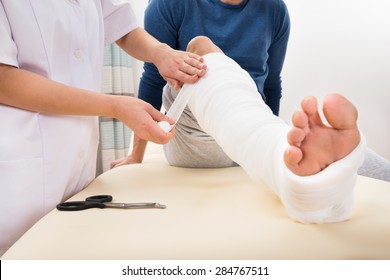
[110,155,141,169]
[284,93,361,176]
[111,136,151,169]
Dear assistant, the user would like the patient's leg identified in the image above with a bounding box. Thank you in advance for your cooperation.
[185,36,366,223]
[188,36,361,177]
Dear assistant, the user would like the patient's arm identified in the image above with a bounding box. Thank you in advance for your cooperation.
[111,135,148,168]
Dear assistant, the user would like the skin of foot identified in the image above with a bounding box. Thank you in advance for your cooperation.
[284,93,361,176]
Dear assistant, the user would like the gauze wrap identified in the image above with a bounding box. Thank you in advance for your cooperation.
[182,53,366,223]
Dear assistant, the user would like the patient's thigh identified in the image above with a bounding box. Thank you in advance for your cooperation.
[162,85,236,168]
[163,125,237,168]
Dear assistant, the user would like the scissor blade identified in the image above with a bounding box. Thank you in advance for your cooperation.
[104,202,166,209]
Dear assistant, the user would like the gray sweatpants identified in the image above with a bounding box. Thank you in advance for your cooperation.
[358,148,390,182]
[162,84,237,168]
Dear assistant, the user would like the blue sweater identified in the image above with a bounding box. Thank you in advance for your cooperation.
[139,0,290,115]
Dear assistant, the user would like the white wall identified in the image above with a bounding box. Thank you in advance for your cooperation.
[128,0,390,160]
[281,0,390,160]
[128,0,147,22]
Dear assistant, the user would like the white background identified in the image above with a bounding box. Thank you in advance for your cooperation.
[282,0,390,160]
[129,0,390,160]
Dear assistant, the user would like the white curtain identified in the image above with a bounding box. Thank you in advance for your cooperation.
[97,43,135,174]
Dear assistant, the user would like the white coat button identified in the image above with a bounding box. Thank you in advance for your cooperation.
[73,49,83,59]
[78,151,85,159]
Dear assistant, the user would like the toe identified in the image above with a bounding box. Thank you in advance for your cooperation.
[292,111,308,128]
[301,96,325,127]
[323,93,358,130]
[287,127,306,146]
[301,96,318,116]
[284,146,303,169]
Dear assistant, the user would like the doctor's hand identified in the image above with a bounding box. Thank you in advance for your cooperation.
[116,28,207,91]
[153,46,207,91]
[114,96,175,144]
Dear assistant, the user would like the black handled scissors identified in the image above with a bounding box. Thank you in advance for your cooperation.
[56,195,166,211]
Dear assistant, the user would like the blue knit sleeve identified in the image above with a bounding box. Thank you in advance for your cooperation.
[138,0,181,110]
[264,0,290,115]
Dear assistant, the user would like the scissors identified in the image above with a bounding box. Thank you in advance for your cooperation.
[56,195,166,211]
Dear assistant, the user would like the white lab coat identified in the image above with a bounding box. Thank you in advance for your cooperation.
[0,0,137,256]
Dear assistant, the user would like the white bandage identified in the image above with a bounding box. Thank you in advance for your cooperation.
[184,53,366,223]
[279,137,366,223]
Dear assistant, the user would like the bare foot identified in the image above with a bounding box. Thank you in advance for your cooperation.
[284,93,361,176]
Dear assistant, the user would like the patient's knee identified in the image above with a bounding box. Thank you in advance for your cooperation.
[186,36,223,55]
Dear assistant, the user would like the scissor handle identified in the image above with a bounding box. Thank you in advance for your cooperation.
[56,201,105,211]
[56,195,113,211]
[86,195,112,203]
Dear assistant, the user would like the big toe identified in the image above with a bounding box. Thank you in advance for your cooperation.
[323,93,358,130]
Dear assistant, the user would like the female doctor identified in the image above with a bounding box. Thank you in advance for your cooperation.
[0,0,205,256]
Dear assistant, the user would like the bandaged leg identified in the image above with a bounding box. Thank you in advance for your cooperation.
[177,37,366,223]
[162,84,236,168]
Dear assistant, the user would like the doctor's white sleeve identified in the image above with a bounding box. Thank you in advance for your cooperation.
[102,0,139,45]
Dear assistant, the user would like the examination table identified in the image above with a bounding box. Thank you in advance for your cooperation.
[2,144,390,260]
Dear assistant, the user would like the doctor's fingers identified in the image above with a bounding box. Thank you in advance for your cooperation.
[160,68,201,90]
[133,118,175,144]
[184,53,207,75]
[134,108,175,144]
[162,54,206,81]
[179,56,207,79]
[127,118,174,144]
[115,97,173,144]
[161,69,199,91]
[165,78,181,91]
